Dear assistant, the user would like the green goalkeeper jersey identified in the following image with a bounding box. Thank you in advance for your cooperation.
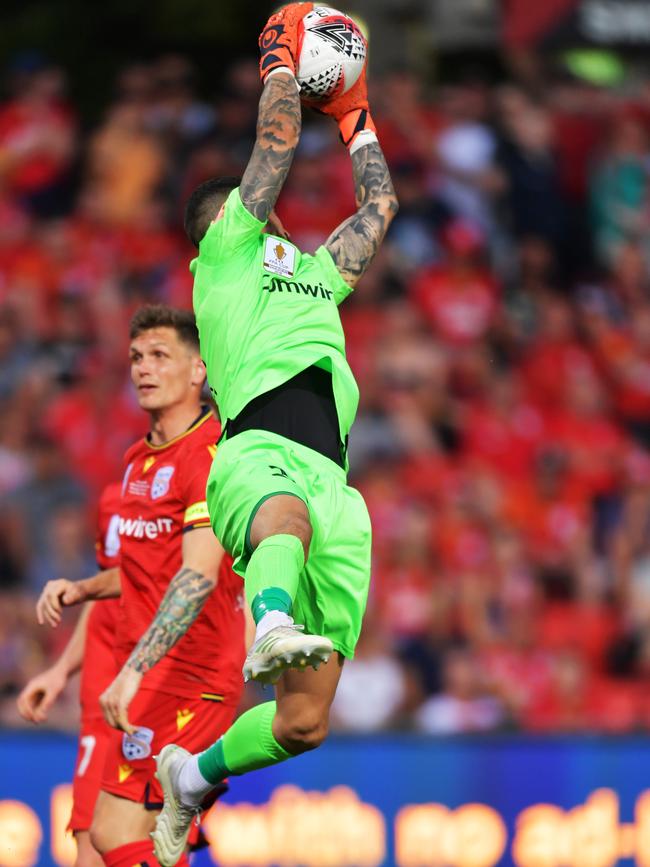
[191,188,359,443]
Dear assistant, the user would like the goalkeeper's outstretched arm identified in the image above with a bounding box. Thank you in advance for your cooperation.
[325,140,398,287]
[239,72,301,224]
[238,3,312,223]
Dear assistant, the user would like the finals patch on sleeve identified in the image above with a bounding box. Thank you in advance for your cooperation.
[263,236,296,277]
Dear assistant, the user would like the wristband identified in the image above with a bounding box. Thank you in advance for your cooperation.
[265,66,296,81]
[265,67,301,93]
[349,129,378,154]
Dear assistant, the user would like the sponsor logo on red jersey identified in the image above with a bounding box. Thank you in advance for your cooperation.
[118,515,173,540]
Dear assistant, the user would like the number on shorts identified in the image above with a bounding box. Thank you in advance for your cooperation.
[77,735,96,776]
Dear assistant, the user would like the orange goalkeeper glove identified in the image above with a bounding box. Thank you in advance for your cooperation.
[309,62,377,152]
[258,3,314,84]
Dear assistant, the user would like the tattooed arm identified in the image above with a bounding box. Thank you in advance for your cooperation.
[325,141,398,288]
[100,527,224,733]
[124,565,215,675]
[239,72,301,223]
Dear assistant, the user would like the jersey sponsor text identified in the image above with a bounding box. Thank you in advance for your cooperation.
[119,515,173,539]
[262,274,333,300]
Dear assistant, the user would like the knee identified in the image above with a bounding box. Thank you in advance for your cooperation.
[251,495,313,559]
[88,821,107,855]
[275,709,329,754]
[89,815,115,856]
[280,514,312,558]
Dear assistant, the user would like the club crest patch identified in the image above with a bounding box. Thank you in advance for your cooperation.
[122,726,154,761]
[263,235,296,277]
[151,465,175,499]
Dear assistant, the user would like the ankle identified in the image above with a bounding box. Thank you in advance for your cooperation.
[255,610,294,642]
[177,754,215,807]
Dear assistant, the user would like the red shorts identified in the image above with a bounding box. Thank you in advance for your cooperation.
[69,715,113,832]
[101,687,236,807]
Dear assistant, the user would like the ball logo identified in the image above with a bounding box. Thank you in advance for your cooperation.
[297,7,366,100]
[121,727,154,761]
[151,465,175,499]
[311,20,364,57]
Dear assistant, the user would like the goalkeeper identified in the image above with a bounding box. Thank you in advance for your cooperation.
[153,4,397,861]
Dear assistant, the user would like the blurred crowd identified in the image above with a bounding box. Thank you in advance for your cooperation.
[3,48,650,735]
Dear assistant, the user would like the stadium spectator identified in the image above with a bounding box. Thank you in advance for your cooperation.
[590,110,650,266]
[0,57,76,218]
[415,645,506,734]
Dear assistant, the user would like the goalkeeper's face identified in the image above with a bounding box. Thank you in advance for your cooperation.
[129,326,206,414]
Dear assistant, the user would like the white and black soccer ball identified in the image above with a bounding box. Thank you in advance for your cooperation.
[296,7,367,101]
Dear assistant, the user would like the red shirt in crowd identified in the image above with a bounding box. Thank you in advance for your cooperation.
[374,562,436,639]
[593,327,650,421]
[503,478,590,566]
[44,381,147,497]
[0,98,75,193]
[411,264,498,346]
[545,408,627,497]
[79,482,122,719]
[481,642,555,719]
[115,408,245,702]
[521,340,597,409]
[461,398,546,477]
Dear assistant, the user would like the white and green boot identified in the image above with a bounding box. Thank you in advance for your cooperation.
[243,625,333,685]
[152,745,200,866]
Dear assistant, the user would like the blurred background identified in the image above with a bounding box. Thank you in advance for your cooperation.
[4,0,650,864]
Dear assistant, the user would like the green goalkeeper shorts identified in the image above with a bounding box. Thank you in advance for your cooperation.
[206,429,371,658]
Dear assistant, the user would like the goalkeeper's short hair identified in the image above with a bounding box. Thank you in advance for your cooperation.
[184,176,241,248]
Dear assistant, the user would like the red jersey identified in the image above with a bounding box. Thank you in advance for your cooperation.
[115,408,245,701]
[411,265,498,346]
[80,482,122,719]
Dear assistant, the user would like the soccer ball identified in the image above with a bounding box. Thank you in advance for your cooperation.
[296,6,367,101]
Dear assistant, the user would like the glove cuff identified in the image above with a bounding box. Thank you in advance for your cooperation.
[338,109,377,150]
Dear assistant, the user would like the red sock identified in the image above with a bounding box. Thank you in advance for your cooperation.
[101,840,189,867]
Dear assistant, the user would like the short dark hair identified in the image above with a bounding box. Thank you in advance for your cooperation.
[184,176,241,247]
[129,304,200,350]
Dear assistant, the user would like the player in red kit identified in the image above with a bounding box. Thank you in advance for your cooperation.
[18,482,122,867]
[36,304,246,867]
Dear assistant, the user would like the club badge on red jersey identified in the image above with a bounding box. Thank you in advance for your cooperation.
[122,726,154,761]
[151,466,175,499]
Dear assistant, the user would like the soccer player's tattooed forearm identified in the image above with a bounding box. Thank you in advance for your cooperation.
[126,568,213,674]
[240,73,301,223]
[326,142,398,287]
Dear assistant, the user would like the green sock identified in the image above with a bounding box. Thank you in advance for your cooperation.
[245,533,305,624]
[197,701,292,783]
